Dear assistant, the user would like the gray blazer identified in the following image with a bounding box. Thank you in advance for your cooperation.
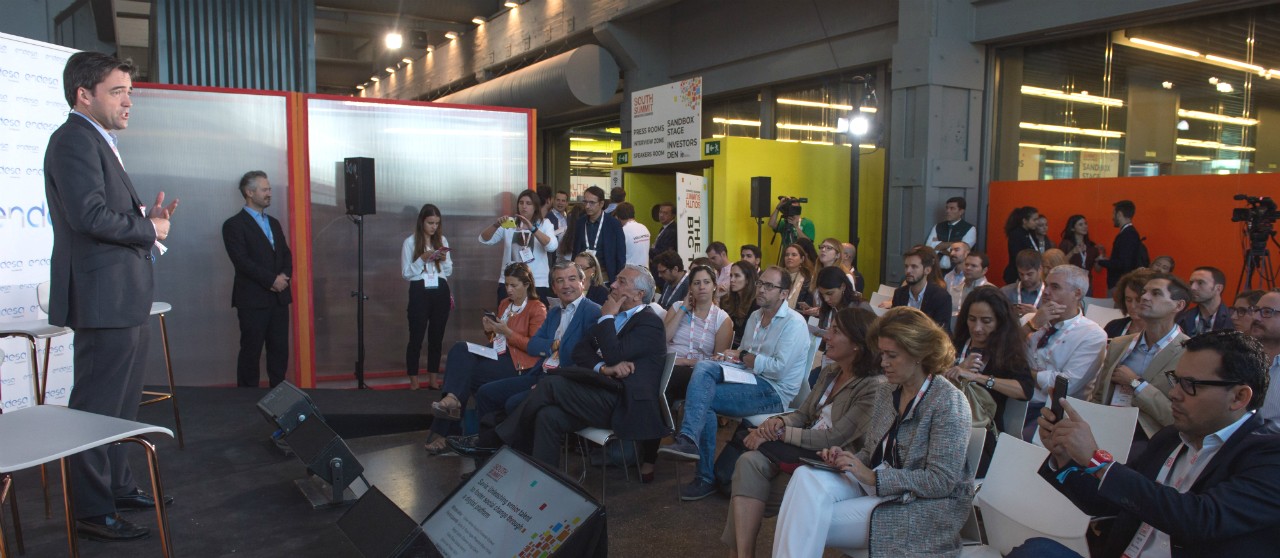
[855,376,975,558]
[45,115,156,329]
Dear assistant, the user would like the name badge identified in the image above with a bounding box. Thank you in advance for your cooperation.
[425,267,439,288]
[493,335,508,355]
[517,246,535,264]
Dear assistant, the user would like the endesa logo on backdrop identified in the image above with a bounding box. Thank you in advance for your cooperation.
[0,201,52,228]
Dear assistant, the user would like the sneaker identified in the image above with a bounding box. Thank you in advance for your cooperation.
[679,479,717,501]
[657,434,700,461]
[446,434,498,458]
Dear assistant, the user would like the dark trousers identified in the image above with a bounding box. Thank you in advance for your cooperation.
[494,375,618,468]
[431,342,519,437]
[406,279,451,376]
[475,370,542,418]
[67,325,149,519]
[235,302,290,387]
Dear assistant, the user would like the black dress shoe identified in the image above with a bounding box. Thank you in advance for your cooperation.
[77,514,150,542]
[446,434,498,458]
[115,489,174,511]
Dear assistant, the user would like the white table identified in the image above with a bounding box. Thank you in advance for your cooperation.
[0,406,174,557]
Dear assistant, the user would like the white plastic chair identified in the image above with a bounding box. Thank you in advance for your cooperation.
[1002,398,1030,438]
[1032,396,1139,464]
[1084,305,1124,328]
[1083,296,1114,309]
[972,433,1090,556]
[869,292,891,317]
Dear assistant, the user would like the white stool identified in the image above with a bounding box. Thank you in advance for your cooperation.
[141,302,184,449]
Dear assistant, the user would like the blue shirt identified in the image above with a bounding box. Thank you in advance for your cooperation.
[242,206,274,246]
[593,304,644,372]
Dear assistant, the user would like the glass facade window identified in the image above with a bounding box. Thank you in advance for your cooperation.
[705,94,762,139]
[1000,5,1280,180]
[567,121,621,201]
[774,75,879,148]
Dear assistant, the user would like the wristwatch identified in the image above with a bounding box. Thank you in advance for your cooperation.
[1129,378,1144,390]
[985,376,996,390]
[740,350,752,363]
[1088,449,1115,479]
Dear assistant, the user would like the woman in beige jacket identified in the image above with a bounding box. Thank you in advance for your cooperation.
[723,307,885,557]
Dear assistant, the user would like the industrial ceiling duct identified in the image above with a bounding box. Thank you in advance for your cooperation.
[434,44,620,116]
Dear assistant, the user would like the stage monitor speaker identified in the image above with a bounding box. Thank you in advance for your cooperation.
[345,157,376,216]
[257,381,323,435]
[339,486,432,558]
[288,413,367,507]
[750,177,772,218]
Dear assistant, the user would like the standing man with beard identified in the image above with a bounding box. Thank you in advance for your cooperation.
[1176,266,1232,336]
[1096,200,1148,293]
[223,171,292,388]
[889,246,952,332]
[45,51,178,542]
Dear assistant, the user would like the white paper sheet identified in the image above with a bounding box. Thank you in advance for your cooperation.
[467,342,499,360]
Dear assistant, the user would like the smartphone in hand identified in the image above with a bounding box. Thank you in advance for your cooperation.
[1051,376,1069,423]
[799,457,842,473]
[483,311,498,321]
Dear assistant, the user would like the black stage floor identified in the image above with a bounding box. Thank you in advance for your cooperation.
[1,386,807,557]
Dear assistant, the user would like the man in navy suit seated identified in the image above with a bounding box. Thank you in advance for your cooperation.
[450,265,669,469]
[1012,330,1280,557]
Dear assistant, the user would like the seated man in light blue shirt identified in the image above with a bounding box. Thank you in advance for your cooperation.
[659,266,811,501]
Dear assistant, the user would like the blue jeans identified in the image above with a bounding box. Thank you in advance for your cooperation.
[1005,537,1083,558]
[475,369,542,418]
[679,360,784,483]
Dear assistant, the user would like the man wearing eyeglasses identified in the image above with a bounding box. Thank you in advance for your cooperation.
[1250,290,1280,423]
[659,266,810,501]
[1089,273,1191,451]
[1010,330,1280,558]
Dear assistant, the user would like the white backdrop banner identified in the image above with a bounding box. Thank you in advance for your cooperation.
[675,172,708,265]
[629,78,702,166]
[0,32,76,411]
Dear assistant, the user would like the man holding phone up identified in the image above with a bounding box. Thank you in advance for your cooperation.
[1022,265,1107,440]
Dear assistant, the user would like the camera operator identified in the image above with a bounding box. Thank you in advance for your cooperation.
[769,196,814,256]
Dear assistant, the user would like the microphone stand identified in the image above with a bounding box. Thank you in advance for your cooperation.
[350,215,369,389]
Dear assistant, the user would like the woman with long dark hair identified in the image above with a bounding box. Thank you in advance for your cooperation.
[724,261,760,349]
[1002,206,1041,283]
[480,189,558,303]
[402,204,452,390]
[782,243,816,311]
[1058,215,1100,287]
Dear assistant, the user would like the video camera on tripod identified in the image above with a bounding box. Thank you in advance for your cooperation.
[777,196,808,218]
[1231,193,1279,290]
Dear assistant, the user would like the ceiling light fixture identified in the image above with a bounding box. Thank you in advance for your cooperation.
[356,85,365,90]
[1019,122,1124,138]
[849,116,870,136]
[1177,109,1257,126]
[776,122,840,133]
[472,17,485,25]
[1177,119,1190,131]
[504,1,519,8]
[1018,142,1121,154]
[370,76,380,82]
[386,67,395,74]
[712,117,762,127]
[1161,81,1174,89]
[445,31,458,40]
[1216,82,1234,93]
[402,57,413,64]
[1176,138,1255,152]
[1205,54,1264,73]
[385,32,403,50]
[1020,85,1124,107]
[776,98,854,111]
[1128,37,1201,57]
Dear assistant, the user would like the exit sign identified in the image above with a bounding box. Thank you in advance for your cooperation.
[704,140,721,156]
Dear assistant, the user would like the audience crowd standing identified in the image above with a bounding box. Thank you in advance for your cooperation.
[403,187,1280,558]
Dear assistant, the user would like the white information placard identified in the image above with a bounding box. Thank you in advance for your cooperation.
[630,77,702,166]
[0,32,77,410]
[676,172,708,265]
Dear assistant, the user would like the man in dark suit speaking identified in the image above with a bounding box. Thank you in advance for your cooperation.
[45,51,178,542]
[222,171,292,387]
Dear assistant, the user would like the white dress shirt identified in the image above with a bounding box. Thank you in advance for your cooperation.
[479,219,559,287]
[401,235,452,283]
[1027,310,1107,403]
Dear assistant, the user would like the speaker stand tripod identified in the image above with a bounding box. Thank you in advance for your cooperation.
[1237,231,1279,292]
[350,215,370,389]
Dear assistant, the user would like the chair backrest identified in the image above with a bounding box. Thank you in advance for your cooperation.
[877,284,897,297]
[37,281,51,313]
[789,338,821,408]
[1033,396,1139,464]
[869,292,890,316]
[657,352,677,431]
[1084,305,1124,328]
[1083,296,1114,309]
[966,426,986,479]
[976,433,1090,555]
[1002,398,1030,437]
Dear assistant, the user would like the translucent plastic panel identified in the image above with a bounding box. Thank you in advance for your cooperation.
[126,87,291,386]
[306,99,530,378]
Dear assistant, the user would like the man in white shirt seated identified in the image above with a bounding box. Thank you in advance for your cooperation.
[1013,330,1280,558]
[1022,264,1107,440]
[942,241,969,294]
[658,266,810,501]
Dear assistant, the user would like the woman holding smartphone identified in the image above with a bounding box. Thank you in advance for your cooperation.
[425,263,546,453]
[402,204,452,391]
[480,189,558,304]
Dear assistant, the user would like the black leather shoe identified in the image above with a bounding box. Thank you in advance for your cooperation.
[446,434,498,458]
[76,514,150,542]
[115,489,174,511]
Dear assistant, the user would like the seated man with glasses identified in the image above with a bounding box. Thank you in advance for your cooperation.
[1009,330,1280,558]
[658,266,811,501]
[1249,290,1280,423]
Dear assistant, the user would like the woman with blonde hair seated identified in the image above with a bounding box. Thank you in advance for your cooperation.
[773,306,974,557]
[723,307,884,557]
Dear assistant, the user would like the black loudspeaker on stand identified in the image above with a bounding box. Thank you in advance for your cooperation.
[344,157,375,389]
[750,176,771,249]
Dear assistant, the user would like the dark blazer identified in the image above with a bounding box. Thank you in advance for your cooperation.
[1003,229,1039,283]
[1042,414,1280,557]
[222,209,293,309]
[1101,225,1143,288]
[891,283,953,333]
[45,115,156,329]
[573,213,626,282]
[649,222,677,261]
[1175,303,1233,337]
[571,306,668,440]
[657,273,689,309]
[526,297,603,370]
